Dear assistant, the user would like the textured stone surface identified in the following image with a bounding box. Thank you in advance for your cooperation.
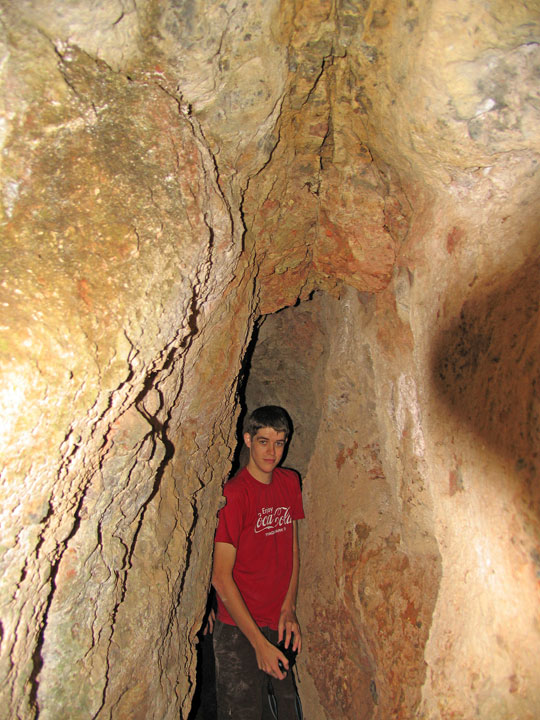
[0,0,539,719]
[411,163,540,719]
[0,8,246,719]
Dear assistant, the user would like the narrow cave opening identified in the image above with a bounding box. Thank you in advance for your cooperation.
[190,291,333,720]
[190,287,441,719]
[239,289,381,719]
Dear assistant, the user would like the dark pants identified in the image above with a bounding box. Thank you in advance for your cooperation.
[213,621,298,720]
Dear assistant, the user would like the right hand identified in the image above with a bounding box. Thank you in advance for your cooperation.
[254,637,288,680]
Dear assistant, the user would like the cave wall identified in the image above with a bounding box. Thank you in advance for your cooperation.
[241,2,540,714]
[0,1,539,719]
[244,183,540,719]
[0,4,256,718]
[412,173,540,719]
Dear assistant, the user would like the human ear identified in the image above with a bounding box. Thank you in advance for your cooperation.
[243,432,252,449]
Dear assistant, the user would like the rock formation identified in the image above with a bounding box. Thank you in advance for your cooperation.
[0,1,539,718]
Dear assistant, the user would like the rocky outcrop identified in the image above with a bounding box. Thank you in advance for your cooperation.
[0,1,539,719]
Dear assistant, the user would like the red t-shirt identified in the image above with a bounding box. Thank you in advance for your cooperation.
[214,466,305,629]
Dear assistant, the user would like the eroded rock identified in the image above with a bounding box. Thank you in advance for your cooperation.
[0,1,539,719]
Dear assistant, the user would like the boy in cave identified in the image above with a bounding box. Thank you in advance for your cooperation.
[211,405,304,719]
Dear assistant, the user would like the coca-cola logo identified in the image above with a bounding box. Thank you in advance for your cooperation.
[255,506,292,534]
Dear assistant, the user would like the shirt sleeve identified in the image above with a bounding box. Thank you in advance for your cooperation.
[214,482,244,547]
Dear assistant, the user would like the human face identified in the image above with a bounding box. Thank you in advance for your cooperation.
[244,427,287,484]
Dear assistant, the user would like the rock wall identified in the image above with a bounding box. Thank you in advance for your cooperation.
[0,0,539,719]
[242,3,540,714]
[0,4,253,718]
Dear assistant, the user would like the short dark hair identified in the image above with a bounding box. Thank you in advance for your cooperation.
[245,406,291,439]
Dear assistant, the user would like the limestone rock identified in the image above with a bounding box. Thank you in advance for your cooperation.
[0,1,539,719]
[0,13,245,719]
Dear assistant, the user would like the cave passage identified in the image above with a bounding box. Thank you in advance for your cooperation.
[191,288,442,719]
[189,294,328,720]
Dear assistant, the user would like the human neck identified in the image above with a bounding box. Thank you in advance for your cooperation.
[246,461,273,485]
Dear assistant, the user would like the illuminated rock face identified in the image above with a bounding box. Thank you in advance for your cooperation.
[0,1,539,719]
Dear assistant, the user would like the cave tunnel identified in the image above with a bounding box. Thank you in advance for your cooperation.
[1,2,540,720]
[190,289,443,720]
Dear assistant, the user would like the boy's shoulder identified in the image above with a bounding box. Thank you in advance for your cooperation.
[273,466,298,477]
[223,466,251,496]
[271,468,302,497]
[273,466,300,483]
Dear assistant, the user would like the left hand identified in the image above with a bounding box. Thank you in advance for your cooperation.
[278,608,302,653]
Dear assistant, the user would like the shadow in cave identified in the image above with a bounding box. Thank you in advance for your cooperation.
[188,591,217,720]
[226,316,297,474]
[229,317,262,475]
[431,253,540,511]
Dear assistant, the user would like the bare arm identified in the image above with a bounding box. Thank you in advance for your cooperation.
[212,541,288,679]
[278,521,302,652]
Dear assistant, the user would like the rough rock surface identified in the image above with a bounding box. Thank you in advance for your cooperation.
[0,1,539,719]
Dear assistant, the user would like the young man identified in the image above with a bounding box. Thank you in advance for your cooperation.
[212,406,304,719]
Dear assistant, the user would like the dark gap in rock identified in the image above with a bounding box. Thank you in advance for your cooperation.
[229,317,263,477]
